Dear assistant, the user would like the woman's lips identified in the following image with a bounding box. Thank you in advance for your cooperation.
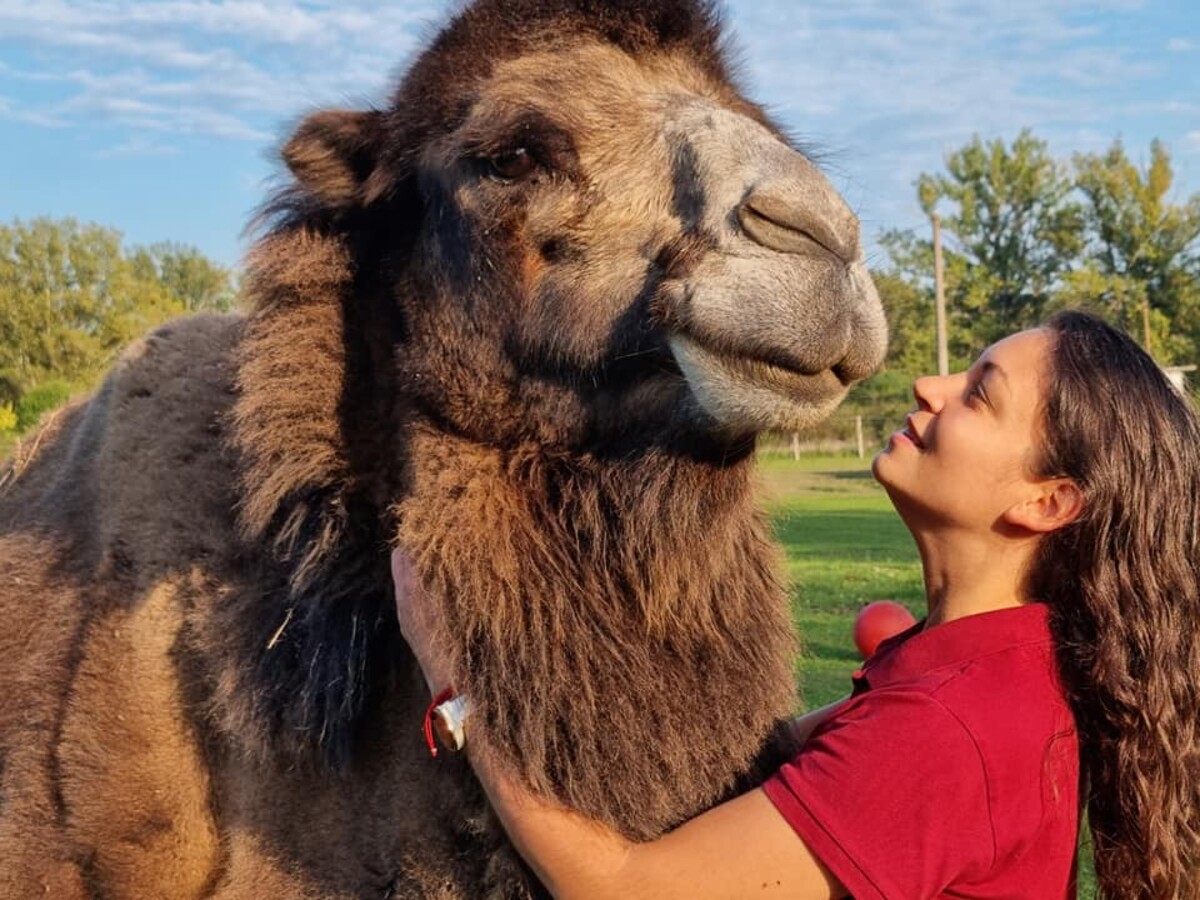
[902,415,925,450]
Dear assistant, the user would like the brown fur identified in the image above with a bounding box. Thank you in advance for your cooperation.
[0,2,885,897]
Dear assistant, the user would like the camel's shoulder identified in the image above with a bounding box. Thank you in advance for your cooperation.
[0,314,247,564]
[105,312,246,413]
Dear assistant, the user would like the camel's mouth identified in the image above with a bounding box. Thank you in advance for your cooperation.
[667,333,849,435]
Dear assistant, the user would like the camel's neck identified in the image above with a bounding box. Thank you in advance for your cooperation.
[395,425,798,840]
[396,425,760,631]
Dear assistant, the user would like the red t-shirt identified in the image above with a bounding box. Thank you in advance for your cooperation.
[763,603,1079,899]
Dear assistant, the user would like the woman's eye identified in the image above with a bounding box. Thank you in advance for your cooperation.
[488,148,536,181]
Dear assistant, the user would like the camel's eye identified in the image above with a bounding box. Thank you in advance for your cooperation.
[488,148,537,181]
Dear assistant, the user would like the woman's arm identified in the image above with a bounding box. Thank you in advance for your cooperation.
[393,550,848,899]
[468,738,846,900]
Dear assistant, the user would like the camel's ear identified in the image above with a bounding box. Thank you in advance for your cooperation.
[282,109,390,207]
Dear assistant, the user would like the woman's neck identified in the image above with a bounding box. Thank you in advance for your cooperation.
[912,529,1036,627]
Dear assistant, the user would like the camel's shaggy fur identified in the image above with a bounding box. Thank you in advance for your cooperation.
[0,1,886,896]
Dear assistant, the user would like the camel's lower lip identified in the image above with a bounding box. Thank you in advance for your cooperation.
[667,332,849,434]
[675,334,844,404]
[724,355,843,404]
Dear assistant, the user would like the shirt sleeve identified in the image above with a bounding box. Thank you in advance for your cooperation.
[762,689,995,899]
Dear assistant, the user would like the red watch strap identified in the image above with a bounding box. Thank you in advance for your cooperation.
[424,687,457,758]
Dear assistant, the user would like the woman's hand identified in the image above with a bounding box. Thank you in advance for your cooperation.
[391,548,457,698]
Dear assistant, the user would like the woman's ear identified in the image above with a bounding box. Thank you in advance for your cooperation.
[1003,478,1084,534]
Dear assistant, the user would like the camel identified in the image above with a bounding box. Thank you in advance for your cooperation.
[0,1,887,897]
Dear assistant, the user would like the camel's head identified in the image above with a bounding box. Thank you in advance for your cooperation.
[276,0,886,452]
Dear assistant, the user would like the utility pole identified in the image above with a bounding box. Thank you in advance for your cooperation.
[1142,294,1153,358]
[932,213,949,376]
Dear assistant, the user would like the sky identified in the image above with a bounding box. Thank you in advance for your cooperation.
[1,0,1198,271]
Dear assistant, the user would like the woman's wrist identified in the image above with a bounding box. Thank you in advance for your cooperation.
[393,548,459,697]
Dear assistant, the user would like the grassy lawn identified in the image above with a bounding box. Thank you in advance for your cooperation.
[761,453,1097,897]
[758,453,924,709]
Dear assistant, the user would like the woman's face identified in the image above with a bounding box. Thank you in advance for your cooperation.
[873,328,1054,535]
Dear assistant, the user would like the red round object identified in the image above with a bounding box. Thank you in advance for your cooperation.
[853,600,918,660]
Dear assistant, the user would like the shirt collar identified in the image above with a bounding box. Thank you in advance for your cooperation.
[855,602,1054,692]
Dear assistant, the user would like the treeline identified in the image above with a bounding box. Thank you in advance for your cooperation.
[0,217,236,436]
[836,131,1200,445]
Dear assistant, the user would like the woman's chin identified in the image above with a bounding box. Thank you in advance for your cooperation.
[869,449,888,484]
[871,440,902,483]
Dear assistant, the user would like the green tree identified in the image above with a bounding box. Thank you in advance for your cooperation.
[0,218,170,400]
[878,225,978,373]
[143,242,238,313]
[15,380,73,431]
[1067,140,1200,362]
[878,132,1200,370]
[0,217,235,414]
[923,131,1085,347]
[872,270,936,376]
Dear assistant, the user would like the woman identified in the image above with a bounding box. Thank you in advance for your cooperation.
[394,311,1200,899]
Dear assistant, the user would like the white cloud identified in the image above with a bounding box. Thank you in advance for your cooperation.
[92,136,181,159]
[1143,99,1200,116]
[0,0,440,139]
[1167,38,1193,52]
[0,0,1175,154]
[0,1,437,51]
[731,0,1158,132]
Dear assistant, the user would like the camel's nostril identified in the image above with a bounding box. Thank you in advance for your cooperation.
[738,204,839,262]
[739,189,860,265]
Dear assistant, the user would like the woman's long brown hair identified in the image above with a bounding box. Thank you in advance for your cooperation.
[1029,311,1200,897]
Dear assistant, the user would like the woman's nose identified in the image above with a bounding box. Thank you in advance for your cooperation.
[912,375,940,412]
[913,373,959,413]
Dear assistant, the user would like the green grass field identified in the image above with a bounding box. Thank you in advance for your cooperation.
[761,453,1097,897]
[759,454,924,709]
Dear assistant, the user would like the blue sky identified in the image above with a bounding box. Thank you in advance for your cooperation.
[2,0,1197,270]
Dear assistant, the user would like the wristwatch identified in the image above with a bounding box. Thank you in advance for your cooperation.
[424,688,471,757]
